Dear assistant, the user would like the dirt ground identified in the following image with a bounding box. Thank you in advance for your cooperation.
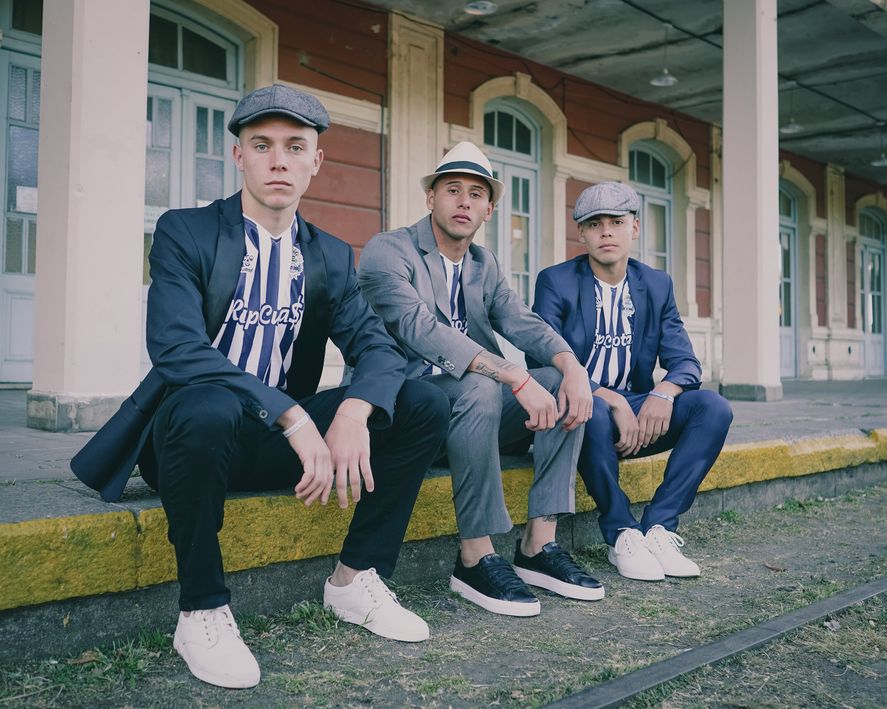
[625,593,887,708]
[1,485,885,708]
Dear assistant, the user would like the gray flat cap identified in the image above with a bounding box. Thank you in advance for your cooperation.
[573,182,641,222]
[228,84,330,136]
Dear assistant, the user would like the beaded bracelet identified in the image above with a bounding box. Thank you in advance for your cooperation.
[282,414,311,438]
[511,373,532,395]
[648,391,675,404]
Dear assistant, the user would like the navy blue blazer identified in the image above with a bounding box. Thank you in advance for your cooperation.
[532,256,701,394]
[71,192,406,501]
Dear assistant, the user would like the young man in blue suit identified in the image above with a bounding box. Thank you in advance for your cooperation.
[72,85,449,688]
[533,182,732,582]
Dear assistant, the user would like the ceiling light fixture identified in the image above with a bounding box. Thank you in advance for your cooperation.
[650,23,678,87]
[871,122,887,167]
[779,83,803,135]
[463,1,497,15]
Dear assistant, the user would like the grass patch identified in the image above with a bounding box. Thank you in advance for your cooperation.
[281,600,341,633]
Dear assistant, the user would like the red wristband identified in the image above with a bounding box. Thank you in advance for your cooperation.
[511,373,532,395]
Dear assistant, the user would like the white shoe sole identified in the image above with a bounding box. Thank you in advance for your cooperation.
[656,562,701,578]
[449,576,541,616]
[607,548,665,581]
[324,602,430,642]
[513,566,605,601]
[173,637,261,689]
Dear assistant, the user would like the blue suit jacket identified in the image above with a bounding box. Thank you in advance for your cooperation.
[71,192,405,501]
[532,256,701,394]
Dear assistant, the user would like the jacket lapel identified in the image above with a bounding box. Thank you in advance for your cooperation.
[627,258,647,343]
[296,213,328,333]
[417,217,452,321]
[205,192,246,337]
[461,245,488,341]
[577,257,597,363]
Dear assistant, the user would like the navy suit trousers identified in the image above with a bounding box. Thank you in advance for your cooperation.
[142,380,448,611]
[578,389,733,546]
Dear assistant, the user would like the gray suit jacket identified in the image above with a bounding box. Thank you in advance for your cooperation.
[358,215,571,378]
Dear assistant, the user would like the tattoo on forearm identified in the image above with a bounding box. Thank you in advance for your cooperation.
[468,351,521,383]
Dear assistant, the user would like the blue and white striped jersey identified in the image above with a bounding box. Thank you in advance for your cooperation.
[585,275,634,390]
[211,215,306,389]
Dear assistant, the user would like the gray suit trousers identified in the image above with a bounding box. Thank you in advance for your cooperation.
[423,366,582,538]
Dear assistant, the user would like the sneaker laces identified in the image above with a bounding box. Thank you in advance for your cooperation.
[193,605,241,644]
[649,525,686,551]
[540,545,586,578]
[484,555,530,594]
[614,527,646,556]
[357,568,401,607]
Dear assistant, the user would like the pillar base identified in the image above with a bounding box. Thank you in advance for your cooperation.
[719,383,783,402]
[27,391,125,432]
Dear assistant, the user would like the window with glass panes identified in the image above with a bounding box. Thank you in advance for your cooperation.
[1,0,42,278]
[629,145,672,273]
[142,7,240,286]
[778,188,797,329]
[859,209,885,337]
[483,105,538,304]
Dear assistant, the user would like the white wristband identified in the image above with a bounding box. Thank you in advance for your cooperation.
[648,391,675,404]
[282,414,311,438]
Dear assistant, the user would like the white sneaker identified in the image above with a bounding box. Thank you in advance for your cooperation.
[323,568,430,642]
[173,605,260,689]
[645,525,701,577]
[607,528,665,581]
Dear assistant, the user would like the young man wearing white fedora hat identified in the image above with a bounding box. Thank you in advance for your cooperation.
[358,142,603,616]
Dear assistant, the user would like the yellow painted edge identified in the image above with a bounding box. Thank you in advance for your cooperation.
[7,431,887,609]
[0,512,137,611]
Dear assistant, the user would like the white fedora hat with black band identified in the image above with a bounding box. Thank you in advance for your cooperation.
[420,141,505,205]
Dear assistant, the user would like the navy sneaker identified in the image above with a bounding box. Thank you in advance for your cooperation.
[449,552,541,616]
[513,540,605,601]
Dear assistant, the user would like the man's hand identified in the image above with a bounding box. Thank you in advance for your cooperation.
[324,398,374,508]
[609,395,642,457]
[278,406,334,506]
[514,375,560,431]
[553,353,593,431]
[636,386,679,450]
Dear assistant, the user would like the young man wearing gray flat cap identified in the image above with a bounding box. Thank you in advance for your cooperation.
[71,84,449,689]
[359,142,604,618]
[532,181,733,582]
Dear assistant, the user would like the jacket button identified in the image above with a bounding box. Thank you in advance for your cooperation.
[258,409,268,419]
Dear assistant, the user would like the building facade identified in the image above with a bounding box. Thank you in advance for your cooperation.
[2,0,885,430]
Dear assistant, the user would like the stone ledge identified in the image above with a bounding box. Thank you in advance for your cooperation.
[1,428,886,612]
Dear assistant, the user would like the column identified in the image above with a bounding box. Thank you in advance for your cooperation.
[387,13,445,230]
[27,0,150,431]
[825,165,847,329]
[719,0,783,401]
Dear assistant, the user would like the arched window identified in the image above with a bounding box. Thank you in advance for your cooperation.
[629,143,672,273]
[141,3,243,372]
[483,103,539,304]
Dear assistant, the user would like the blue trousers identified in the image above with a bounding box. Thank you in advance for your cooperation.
[578,389,733,546]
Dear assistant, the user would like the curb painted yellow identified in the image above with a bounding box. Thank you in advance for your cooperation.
[2,430,886,611]
[0,513,137,611]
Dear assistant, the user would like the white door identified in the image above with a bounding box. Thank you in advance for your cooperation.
[140,87,237,374]
[860,244,885,376]
[778,226,798,378]
[487,162,537,366]
[0,51,39,382]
